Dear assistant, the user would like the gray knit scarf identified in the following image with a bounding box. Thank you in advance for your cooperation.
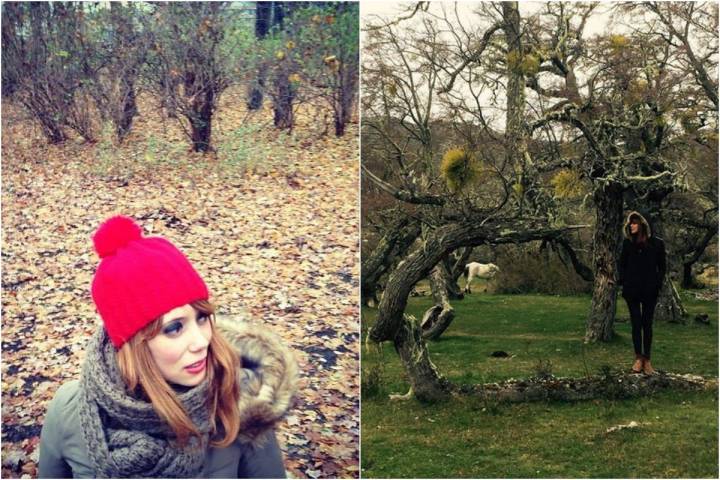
[77,326,212,478]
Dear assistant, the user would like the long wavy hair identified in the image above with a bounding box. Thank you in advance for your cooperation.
[116,299,241,448]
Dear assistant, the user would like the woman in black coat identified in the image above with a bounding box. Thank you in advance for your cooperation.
[617,211,666,375]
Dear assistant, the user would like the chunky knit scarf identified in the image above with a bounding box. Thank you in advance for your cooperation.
[77,326,212,478]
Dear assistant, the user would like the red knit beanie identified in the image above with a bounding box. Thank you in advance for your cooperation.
[91,216,209,348]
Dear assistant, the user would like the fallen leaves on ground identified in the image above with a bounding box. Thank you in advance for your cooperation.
[1,89,359,478]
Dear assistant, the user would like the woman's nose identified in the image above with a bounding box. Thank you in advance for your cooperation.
[187,323,210,352]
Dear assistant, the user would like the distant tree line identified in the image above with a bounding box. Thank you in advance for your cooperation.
[1,1,359,151]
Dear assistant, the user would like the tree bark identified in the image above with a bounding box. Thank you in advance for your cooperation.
[269,1,296,130]
[442,248,471,299]
[110,2,139,141]
[655,270,687,323]
[681,226,717,289]
[29,106,67,144]
[273,72,294,130]
[247,1,272,110]
[116,77,138,141]
[272,1,286,28]
[421,266,456,340]
[361,216,420,306]
[501,1,528,196]
[585,183,624,342]
[682,263,695,289]
[187,81,214,152]
[394,314,453,402]
[448,247,473,284]
[161,75,179,118]
[655,281,686,323]
[334,56,357,137]
[13,2,69,144]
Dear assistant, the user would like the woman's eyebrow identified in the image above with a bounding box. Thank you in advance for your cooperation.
[165,315,189,324]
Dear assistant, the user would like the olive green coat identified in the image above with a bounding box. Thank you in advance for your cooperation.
[39,317,298,479]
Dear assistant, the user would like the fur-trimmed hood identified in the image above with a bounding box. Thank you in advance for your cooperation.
[214,315,298,446]
[623,210,652,240]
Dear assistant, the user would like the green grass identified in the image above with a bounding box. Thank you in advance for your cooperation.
[361,285,719,478]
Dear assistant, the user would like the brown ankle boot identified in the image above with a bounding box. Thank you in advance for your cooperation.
[631,355,643,373]
[642,357,655,375]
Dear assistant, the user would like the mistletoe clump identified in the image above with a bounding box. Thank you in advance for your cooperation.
[506,51,540,75]
[440,148,475,192]
[609,34,631,51]
[551,169,586,199]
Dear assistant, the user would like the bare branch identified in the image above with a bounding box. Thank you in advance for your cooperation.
[362,164,446,206]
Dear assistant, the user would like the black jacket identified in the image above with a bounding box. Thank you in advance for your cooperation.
[618,236,667,298]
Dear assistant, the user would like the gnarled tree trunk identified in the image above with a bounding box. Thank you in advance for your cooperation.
[449,247,473,284]
[585,183,623,342]
[369,220,584,400]
[653,232,687,324]
[394,314,453,402]
[442,248,472,299]
[680,221,716,289]
[655,281,686,323]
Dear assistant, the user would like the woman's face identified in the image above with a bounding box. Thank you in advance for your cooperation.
[147,303,212,387]
[630,220,640,234]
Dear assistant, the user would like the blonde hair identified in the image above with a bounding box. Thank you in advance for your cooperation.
[116,300,241,447]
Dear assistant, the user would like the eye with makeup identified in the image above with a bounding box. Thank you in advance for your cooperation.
[197,313,210,325]
[162,320,184,337]
[162,313,210,337]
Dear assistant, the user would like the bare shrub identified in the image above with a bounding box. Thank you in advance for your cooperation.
[493,245,592,295]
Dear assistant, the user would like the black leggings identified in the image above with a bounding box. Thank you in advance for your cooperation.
[624,293,658,359]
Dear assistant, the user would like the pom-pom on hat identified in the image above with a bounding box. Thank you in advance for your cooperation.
[91,215,209,348]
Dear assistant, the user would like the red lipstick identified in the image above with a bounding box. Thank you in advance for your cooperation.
[185,358,206,374]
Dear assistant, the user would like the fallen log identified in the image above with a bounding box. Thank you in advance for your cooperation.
[459,371,717,403]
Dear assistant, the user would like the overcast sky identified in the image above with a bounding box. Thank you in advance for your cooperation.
[360,1,616,39]
[359,1,648,128]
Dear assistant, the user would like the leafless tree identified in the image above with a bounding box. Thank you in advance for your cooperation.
[363,2,587,401]
[145,2,230,152]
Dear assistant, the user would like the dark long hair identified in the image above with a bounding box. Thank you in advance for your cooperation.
[628,212,649,245]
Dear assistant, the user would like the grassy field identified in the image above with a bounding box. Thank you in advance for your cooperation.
[361,283,719,478]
